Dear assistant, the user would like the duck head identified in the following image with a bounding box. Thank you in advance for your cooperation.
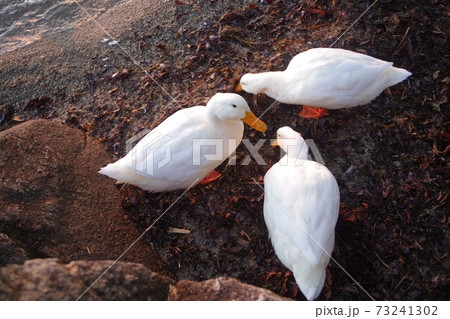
[272,126,308,160]
[236,73,268,95]
[207,93,267,132]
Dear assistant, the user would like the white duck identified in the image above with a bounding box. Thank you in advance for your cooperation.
[263,126,339,300]
[237,48,411,118]
[99,93,267,192]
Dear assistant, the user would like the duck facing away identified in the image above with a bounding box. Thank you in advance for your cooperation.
[99,93,267,192]
[263,127,339,300]
[238,48,411,118]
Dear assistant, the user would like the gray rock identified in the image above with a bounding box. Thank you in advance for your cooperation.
[0,120,167,274]
[169,276,292,301]
[0,258,175,301]
[0,233,27,266]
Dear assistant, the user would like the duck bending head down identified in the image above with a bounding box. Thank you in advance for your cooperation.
[237,48,412,118]
[264,126,339,300]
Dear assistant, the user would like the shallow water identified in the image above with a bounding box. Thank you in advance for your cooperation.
[0,0,123,53]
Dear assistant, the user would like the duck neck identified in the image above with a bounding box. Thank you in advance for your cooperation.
[282,142,309,165]
[205,109,232,130]
[264,71,289,99]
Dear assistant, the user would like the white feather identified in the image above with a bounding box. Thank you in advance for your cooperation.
[99,93,266,192]
[264,127,340,300]
[240,48,411,109]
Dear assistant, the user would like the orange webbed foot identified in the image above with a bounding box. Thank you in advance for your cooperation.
[199,170,221,184]
[299,105,329,119]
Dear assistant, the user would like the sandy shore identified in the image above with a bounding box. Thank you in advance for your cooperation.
[0,0,252,108]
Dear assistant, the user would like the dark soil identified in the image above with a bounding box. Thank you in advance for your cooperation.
[0,0,448,300]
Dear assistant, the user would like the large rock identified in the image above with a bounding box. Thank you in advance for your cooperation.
[0,259,175,300]
[0,120,165,273]
[169,276,291,301]
[0,233,27,266]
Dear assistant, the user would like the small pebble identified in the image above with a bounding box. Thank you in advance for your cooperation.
[342,164,356,178]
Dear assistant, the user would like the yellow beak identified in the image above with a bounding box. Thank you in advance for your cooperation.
[241,111,267,132]
[271,140,279,147]
[235,83,243,92]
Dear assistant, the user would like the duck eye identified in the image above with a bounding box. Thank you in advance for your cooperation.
[232,104,237,108]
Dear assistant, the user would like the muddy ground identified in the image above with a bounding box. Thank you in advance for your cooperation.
[0,0,448,300]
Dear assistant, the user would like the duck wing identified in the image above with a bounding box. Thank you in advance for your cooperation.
[286,48,393,99]
[264,160,339,266]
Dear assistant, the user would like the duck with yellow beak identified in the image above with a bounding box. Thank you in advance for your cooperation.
[237,48,411,119]
[99,93,267,192]
[264,126,339,300]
